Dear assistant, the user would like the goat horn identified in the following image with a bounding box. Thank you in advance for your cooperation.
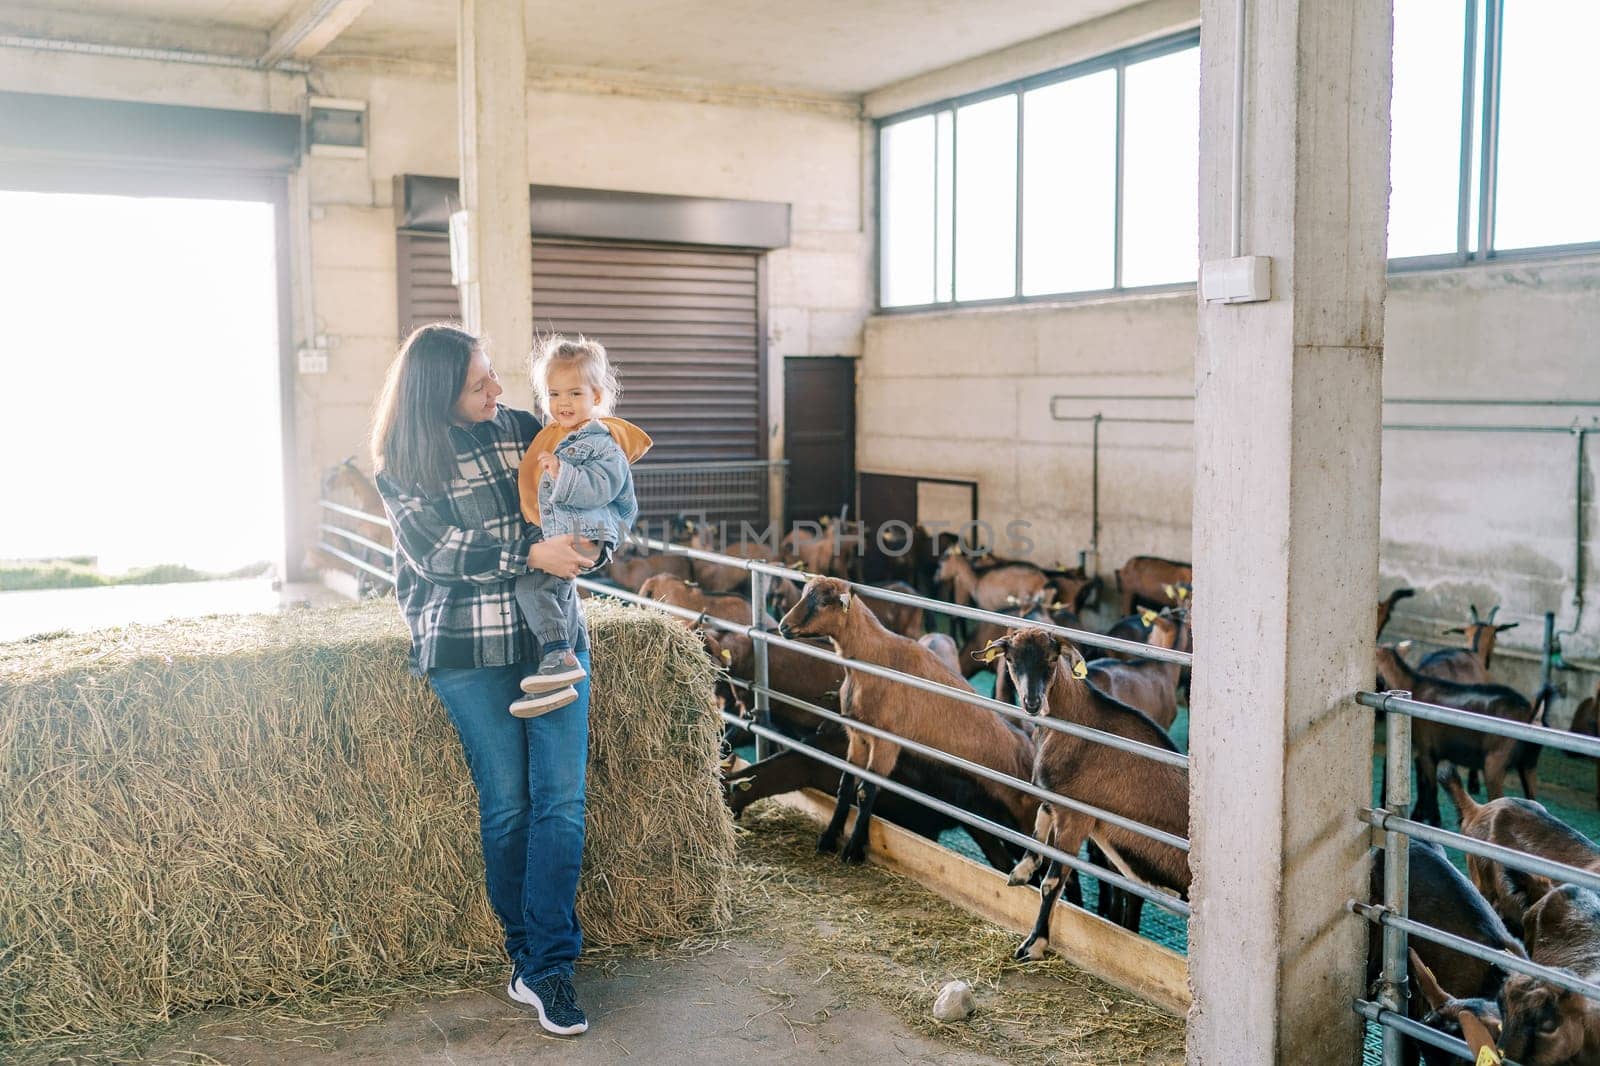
[1470,604,1481,624]
[1488,605,1500,623]
[1408,949,1451,1013]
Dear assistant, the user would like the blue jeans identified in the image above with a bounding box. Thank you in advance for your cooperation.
[428,653,589,981]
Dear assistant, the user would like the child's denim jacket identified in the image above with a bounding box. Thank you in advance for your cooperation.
[520,417,652,546]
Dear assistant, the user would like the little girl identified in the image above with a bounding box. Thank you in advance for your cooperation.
[510,335,651,717]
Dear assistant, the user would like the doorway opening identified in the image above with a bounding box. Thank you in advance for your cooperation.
[0,189,289,638]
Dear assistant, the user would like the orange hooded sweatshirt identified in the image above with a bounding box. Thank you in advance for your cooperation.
[518,416,652,527]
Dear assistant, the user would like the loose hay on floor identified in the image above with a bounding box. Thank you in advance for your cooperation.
[7,799,1184,1066]
[0,598,733,1049]
[731,804,1185,1066]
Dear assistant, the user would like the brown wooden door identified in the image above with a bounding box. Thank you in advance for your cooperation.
[784,357,856,527]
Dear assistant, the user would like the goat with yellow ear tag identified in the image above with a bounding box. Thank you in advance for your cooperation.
[986,625,1191,954]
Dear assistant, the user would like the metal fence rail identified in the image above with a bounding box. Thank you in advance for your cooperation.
[314,503,1194,931]
[577,540,1195,921]
[1355,686,1600,1065]
[315,499,397,587]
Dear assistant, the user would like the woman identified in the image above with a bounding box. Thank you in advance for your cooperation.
[371,323,596,1037]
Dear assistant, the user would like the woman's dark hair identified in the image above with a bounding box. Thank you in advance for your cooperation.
[370,323,480,495]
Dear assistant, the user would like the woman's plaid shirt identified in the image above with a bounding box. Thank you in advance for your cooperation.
[376,406,580,676]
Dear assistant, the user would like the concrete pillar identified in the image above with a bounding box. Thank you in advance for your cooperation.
[1186,3,1390,1064]
[457,0,533,390]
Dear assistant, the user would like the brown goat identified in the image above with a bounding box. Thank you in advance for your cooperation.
[1409,950,1505,1066]
[860,580,925,638]
[1376,644,1551,826]
[1441,763,1600,941]
[958,595,1052,679]
[1418,604,1519,685]
[640,573,763,628]
[1569,679,1600,810]
[1114,556,1192,615]
[686,522,780,593]
[1084,610,1187,731]
[607,544,693,591]
[702,627,842,736]
[1500,884,1600,1066]
[1369,840,1525,1066]
[986,627,1190,959]
[1377,587,1416,640]
[917,632,964,679]
[935,550,1049,614]
[779,516,859,580]
[777,577,1038,865]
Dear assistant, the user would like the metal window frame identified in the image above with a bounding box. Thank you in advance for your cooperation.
[874,28,1200,312]
[881,6,1600,307]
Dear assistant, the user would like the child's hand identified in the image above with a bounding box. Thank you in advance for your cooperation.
[536,452,560,478]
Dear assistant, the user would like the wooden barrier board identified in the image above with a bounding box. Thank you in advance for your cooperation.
[773,788,1191,1017]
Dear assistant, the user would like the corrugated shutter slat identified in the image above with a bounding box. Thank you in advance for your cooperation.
[398,233,762,465]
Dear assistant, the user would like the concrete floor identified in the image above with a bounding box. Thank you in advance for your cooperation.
[129,941,1010,1066]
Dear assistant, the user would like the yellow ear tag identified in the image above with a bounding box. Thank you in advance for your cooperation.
[1178,587,1190,602]
[1140,609,1158,626]
[720,649,732,663]
[1163,584,1175,598]
[980,646,1001,663]
[1475,1047,1501,1066]
[1072,660,1088,680]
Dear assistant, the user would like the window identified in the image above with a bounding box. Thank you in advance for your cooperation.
[1120,47,1199,287]
[954,94,1018,301]
[1388,0,1469,259]
[876,32,1199,309]
[1390,0,1600,264]
[880,6,1600,309]
[1492,1,1600,251]
[1021,70,1116,295]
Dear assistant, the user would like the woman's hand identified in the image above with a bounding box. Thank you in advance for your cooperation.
[536,451,560,478]
[527,534,590,579]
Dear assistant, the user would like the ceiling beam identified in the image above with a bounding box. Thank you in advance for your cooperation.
[261,0,374,67]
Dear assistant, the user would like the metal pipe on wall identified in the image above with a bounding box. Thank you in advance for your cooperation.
[1050,396,1595,653]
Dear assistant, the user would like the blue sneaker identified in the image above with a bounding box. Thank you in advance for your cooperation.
[508,970,588,1036]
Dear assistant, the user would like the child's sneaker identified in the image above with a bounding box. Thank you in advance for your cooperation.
[509,685,578,719]
[520,649,587,694]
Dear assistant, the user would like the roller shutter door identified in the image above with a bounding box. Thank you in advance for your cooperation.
[396,233,763,463]
[396,232,460,333]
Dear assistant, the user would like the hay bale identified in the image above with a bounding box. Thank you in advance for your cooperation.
[0,598,732,1044]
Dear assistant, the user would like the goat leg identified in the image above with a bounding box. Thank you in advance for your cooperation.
[1482,744,1512,801]
[818,768,857,855]
[841,781,880,864]
[1016,860,1066,963]
[1514,753,1540,802]
[970,829,1024,873]
[841,738,900,864]
[1412,754,1443,828]
[819,729,872,854]
[1008,805,1053,885]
